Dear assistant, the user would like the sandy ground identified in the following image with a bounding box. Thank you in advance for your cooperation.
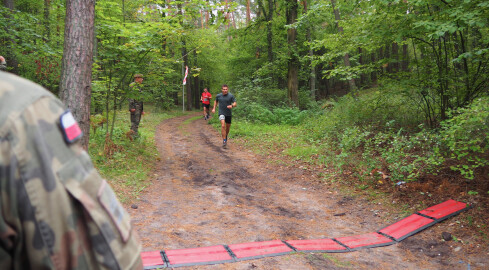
[129,113,488,269]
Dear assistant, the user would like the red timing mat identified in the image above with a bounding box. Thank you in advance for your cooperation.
[165,245,234,267]
[228,240,294,260]
[141,200,470,268]
[418,199,468,220]
[335,232,394,250]
[378,214,436,241]
[141,251,166,269]
[286,239,348,252]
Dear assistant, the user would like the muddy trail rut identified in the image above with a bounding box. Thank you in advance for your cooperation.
[129,113,484,269]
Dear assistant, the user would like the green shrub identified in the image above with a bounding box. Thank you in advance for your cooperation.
[439,97,489,179]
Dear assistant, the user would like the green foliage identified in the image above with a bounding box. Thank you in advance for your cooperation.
[234,102,311,125]
[439,97,489,179]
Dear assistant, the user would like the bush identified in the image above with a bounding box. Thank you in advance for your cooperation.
[439,97,489,179]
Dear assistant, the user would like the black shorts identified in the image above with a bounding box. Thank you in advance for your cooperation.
[219,115,232,124]
[202,103,210,109]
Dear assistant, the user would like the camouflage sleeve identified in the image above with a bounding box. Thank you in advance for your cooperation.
[0,74,142,270]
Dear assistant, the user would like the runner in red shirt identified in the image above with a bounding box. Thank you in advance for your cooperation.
[200,87,212,120]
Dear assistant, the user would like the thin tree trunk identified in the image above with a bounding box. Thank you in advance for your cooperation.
[358,47,365,86]
[286,0,299,107]
[44,0,51,42]
[246,0,251,25]
[59,0,95,150]
[193,50,200,109]
[402,41,409,71]
[266,0,273,63]
[304,0,316,99]
[392,42,399,73]
[371,52,377,82]
[181,42,191,110]
[331,0,356,92]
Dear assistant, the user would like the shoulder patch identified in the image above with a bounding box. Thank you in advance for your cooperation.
[59,110,83,144]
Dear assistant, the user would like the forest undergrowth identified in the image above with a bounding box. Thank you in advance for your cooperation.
[208,86,489,246]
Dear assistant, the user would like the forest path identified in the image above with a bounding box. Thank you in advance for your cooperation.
[129,112,470,269]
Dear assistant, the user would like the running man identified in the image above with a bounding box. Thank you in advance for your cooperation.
[200,87,212,120]
[212,84,236,148]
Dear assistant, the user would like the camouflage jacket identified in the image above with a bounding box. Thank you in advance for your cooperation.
[0,72,143,270]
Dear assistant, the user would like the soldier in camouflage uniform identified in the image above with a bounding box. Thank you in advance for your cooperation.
[128,74,144,137]
[0,71,143,270]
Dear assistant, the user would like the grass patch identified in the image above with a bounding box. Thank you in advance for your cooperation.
[320,254,352,267]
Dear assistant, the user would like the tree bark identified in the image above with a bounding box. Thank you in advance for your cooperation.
[59,0,95,150]
[286,0,299,107]
[246,0,251,25]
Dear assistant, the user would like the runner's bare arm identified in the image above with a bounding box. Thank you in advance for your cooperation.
[212,99,217,113]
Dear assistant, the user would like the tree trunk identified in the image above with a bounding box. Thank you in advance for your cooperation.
[304,0,315,99]
[370,52,377,82]
[401,42,409,71]
[358,47,366,86]
[266,0,274,63]
[286,0,299,107]
[384,44,391,73]
[331,0,356,92]
[193,50,200,109]
[182,42,192,111]
[59,0,95,150]
[246,0,251,25]
[44,0,51,42]
[392,42,399,73]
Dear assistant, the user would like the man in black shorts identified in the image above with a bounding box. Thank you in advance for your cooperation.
[212,84,236,148]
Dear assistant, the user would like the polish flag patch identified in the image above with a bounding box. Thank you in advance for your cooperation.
[60,110,83,144]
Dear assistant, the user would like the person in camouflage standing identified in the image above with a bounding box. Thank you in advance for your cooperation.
[0,71,143,269]
[129,74,144,137]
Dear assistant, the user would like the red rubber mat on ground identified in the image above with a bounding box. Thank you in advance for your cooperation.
[378,214,436,241]
[165,245,234,267]
[141,251,166,269]
[335,232,394,250]
[141,200,470,268]
[418,199,468,220]
[286,239,348,252]
[228,240,294,260]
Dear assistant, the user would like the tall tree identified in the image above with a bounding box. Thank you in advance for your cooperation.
[286,0,298,107]
[246,0,251,25]
[44,0,51,41]
[59,0,95,149]
[330,0,356,92]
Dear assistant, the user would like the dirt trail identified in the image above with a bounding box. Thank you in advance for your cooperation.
[129,113,485,269]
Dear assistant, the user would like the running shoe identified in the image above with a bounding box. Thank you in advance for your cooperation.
[223,139,227,148]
